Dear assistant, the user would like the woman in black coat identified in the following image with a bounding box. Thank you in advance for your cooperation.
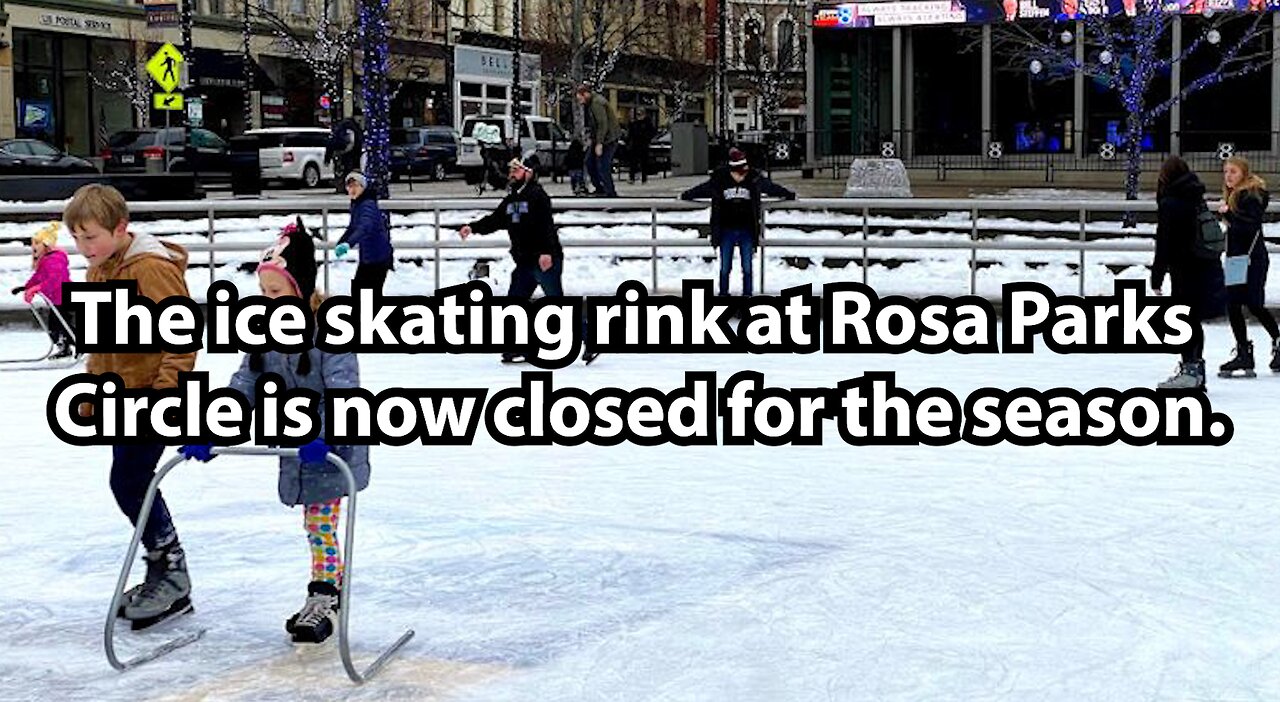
[1151,156,1225,390]
[1218,155,1279,376]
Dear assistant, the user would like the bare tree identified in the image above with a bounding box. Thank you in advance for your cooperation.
[528,0,667,134]
[245,0,359,119]
[93,54,150,129]
[992,5,1275,201]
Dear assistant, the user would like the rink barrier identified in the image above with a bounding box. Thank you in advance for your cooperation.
[3,197,1279,299]
[104,446,415,684]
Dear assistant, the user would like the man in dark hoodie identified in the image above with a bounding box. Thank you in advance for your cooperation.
[460,154,598,365]
[336,171,394,294]
[681,148,795,297]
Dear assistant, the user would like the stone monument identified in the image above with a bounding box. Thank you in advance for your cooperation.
[843,158,912,198]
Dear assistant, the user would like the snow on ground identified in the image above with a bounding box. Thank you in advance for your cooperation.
[2,320,1280,701]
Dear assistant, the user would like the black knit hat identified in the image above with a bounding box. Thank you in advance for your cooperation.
[259,216,318,300]
[253,216,320,375]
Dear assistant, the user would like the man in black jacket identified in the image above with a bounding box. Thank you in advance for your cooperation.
[460,154,598,364]
[681,148,795,297]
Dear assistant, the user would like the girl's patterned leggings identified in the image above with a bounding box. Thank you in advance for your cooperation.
[305,499,343,586]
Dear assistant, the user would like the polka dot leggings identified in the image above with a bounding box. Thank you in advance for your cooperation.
[305,499,343,586]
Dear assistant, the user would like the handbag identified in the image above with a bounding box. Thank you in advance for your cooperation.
[1224,230,1262,287]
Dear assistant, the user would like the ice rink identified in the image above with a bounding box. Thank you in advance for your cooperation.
[2,321,1279,701]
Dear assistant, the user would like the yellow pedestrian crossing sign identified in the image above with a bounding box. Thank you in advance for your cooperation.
[147,43,184,94]
[154,92,184,111]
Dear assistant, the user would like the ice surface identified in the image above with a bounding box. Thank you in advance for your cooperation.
[2,320,1279,701]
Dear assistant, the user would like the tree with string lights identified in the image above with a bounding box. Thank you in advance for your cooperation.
[355,0,392,198]
[245,0,358,122]
[92,55,151,130]
[996,4,1277,202]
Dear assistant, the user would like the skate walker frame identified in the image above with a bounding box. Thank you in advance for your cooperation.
[104,446,416,683]
[0,292,79,369]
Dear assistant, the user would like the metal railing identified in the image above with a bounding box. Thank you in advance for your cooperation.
[2,197,1277,300]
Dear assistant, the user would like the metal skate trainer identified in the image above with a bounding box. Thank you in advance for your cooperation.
[104,446,416,683]
[0,292,82,371]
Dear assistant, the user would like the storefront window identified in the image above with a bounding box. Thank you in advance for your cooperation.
[912,27,982,154]
[992,22,1074,153]
[1180,16,1271,152]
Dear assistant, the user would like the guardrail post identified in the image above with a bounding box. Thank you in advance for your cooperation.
[861,206,870,286]
[1079,207,1087,297]
[970,206,979,296]
[758,207,767,296]
[322,208,331,294]
[434,206,442,293]
[651,207,659,293]
[207,206,216,289]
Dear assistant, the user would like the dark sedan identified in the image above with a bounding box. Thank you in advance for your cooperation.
[391,127,459,181]
[0,139,98,175]
[102,128,231,180]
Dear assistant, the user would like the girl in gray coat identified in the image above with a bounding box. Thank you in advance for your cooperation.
[183,219,370,644]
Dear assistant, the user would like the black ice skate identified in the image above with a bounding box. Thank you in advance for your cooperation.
[122,541,193,631]
[1218,342,1256,378]
[501,352,528,364]
[582,348,600,365]
[1270,338,1280,373]
[286,581,341,644]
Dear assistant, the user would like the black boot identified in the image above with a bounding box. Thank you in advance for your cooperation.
[1219,341,1256,378]
[286,581,341,644]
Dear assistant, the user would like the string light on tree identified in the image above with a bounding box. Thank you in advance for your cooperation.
[1029,59,1044,75]
[1099,50,1113,65]
[1207,29,1221,45]
[1060,30,1073,44]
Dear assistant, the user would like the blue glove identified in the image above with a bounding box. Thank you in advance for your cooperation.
[179,444,215,462]
[334,242,350,259]
[298,438,332,465]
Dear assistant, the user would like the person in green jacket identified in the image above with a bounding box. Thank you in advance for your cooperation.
[576,83,621,197]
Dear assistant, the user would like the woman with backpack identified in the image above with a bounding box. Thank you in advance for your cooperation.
[1217,155,1278,377]
[1151,155,1225,390]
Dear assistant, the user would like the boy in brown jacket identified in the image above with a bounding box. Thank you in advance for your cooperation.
[66,184,198,630]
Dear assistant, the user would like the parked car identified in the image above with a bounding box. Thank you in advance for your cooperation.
[457,115,570,184]
[245,127,333,188]
[101,127,231,180]
[0,139,98,175]
[390,126,459,181]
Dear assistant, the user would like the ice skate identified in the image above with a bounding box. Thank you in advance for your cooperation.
[1218,342,1256,378]
[1270,337,1280,373]
[122,541,193,631]
[1158,360,1206,392]
[285,581,341,644]
[582,348,600,365]
[501,352,528,364]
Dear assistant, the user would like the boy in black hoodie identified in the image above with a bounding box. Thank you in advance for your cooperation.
[681,148,795,297]
[460,153,597,364]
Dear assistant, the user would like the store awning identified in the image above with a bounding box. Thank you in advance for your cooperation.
[191,48,276,92]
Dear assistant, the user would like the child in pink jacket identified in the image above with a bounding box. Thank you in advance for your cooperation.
[10,221,75,358]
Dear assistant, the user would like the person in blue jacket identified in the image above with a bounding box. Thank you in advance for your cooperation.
[336,171,394,294]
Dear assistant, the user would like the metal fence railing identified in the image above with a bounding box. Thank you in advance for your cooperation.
[2,197,1277,300]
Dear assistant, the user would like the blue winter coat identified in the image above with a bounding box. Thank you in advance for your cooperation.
[228,348,371,507]
[339,192,394,266]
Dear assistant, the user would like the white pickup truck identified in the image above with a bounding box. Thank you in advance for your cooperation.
[457,114,570,183]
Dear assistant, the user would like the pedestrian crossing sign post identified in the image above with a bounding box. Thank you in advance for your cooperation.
[146,43,184,94]
[154,92,184,111]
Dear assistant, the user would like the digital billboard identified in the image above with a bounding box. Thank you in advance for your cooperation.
[813,0,1280,28]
